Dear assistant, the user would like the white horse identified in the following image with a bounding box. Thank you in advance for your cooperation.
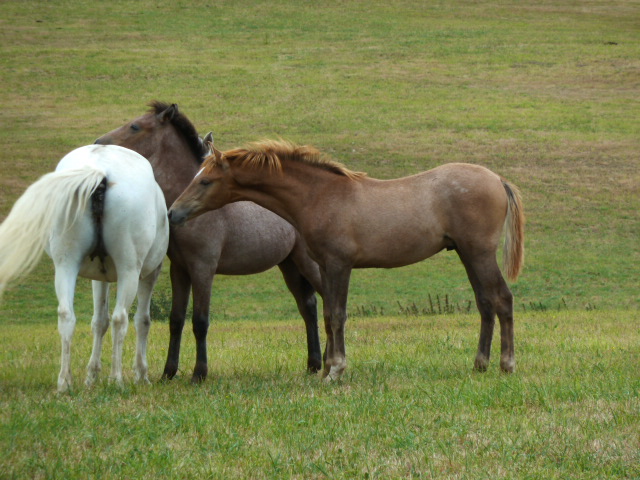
[0,144,169,392]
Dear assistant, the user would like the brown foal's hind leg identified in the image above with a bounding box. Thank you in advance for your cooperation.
[458,249,515,373]
[495,280,516,373]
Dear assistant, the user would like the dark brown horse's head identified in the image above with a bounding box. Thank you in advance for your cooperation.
[95,101,209,164]
[95,102,213,202]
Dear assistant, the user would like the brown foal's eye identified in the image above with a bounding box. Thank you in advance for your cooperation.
[200,178,211,186]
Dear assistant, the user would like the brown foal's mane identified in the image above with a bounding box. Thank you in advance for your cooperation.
[209,139,366,180]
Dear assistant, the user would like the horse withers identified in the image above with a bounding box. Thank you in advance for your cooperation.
[0,145,169,392]
[169,140,525,381]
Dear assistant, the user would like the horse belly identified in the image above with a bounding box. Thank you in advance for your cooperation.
[215,203,296,275]
[216,232,295,274]
[354,237,445,268]
[351,207,446,268]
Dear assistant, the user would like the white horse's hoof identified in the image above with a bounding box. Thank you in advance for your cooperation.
[109,376,125,388]
[57,379,72,394]
[85,368,100,387]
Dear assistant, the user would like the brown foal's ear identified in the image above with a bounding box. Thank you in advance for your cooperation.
[213,147,229,171]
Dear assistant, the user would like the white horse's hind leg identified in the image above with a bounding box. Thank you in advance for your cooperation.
[86,281,110,386]
[133,265,161,384]
[109,271,138,386]
[54,267,78,393]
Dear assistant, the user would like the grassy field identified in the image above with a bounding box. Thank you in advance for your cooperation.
[1,312,638,479]
[1,0,639,478]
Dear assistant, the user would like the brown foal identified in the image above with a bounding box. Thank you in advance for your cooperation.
[169,140,525,380]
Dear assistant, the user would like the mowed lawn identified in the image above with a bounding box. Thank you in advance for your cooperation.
[1,0,639,478]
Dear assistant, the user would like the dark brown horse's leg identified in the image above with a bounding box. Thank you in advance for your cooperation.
[457,250,515,373]
[277,257,322,373]
[190,275,214,383]
[162,263,191,380]
[320,264,351,381]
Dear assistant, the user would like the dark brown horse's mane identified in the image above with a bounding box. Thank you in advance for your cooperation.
[148,101,208,163]
[220,139,366,180]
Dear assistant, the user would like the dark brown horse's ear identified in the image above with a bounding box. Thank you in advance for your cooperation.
[157,104,178,123]
[202,132,214,155]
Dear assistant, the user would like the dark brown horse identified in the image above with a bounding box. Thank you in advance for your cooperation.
[95,104,323,382]
[169,140,525,380]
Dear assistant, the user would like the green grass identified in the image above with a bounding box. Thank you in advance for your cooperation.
[1,1,639,478]
[1,312,638,479]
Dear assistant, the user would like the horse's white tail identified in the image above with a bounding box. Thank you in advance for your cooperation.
[502,180,525,282]
[0,166,106,296]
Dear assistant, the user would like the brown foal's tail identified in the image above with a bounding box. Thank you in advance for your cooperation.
[502,180,525,281]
